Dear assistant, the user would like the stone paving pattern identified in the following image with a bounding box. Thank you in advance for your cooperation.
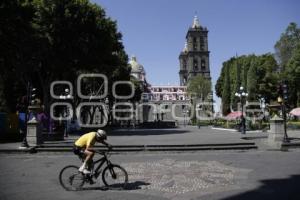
[123,158,251,199]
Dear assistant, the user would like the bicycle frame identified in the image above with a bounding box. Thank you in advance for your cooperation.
[91,153,112,178]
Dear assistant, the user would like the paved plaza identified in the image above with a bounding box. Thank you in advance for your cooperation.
[1,150,300,200]
[0,126,300,200]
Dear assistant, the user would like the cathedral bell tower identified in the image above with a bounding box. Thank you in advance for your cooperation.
[179,16,211,86]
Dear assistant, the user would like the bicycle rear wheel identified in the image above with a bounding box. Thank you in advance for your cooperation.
[102,164,128,189]
[59,165,85,191]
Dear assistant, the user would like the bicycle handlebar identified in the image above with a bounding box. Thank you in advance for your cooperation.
[95,149,112,155]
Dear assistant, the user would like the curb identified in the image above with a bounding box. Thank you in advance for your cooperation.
[41,142,256,148]
[211,127,238,132]
[281,142,300,149]
[211,127,266,133]
[0,143,258,153]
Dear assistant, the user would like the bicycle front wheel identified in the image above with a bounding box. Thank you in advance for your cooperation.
[59,165,85,191]
[102,164,128,189]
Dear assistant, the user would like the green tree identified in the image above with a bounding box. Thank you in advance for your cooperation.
[275,22,300,68]
[0,0,130,114]
[215,67,225,98]
[221,64,231,115]
[31,0,129,111]
[187,75,212,101]
[216,23,300,113]
[285,44,300,107]
[274,22,300,107]
[233,56,241,110]
[256,54,279,103]
[247,58,258,101]
[0,0,37,112]
[0,79,7,112]
[216,54,279,115]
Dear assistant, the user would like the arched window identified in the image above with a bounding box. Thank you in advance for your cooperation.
[183,59,187,69]
[163,95,169,100]
[194,59,198,71]
[200,36,205,50]
[201,59,206,70]
[193,37,197,50]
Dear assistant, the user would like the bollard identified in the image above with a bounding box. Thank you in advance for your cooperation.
[268,115,284,148]
[26,105,43,147]
[26,117,43,146]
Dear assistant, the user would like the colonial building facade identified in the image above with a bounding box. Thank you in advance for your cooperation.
[128,55,188,123]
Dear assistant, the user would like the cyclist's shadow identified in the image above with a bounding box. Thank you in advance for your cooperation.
[80,181,151,191]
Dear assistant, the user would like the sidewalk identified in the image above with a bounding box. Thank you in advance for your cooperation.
[0,126,299,153]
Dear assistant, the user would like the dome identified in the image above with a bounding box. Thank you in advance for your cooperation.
[129,55,145,73]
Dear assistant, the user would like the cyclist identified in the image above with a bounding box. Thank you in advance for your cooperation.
[73,129,112,174]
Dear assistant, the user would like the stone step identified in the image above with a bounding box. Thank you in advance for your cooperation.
[34,144,258,152]
[40,142,256,148]
[0,143,258,153]
[281,142,300,149]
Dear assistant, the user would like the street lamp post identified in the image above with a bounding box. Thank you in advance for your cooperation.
[282,82,289,143]
[186,110,190,126]
[277,82,289,142]
[210,92,214,116]
[277,96,289,142]
[105,97,110,125]
[235,86,248,135]
[60,88,72,137]
[260,97,265,119]
[196,104,202,129]
[183,109,189,127]
[183,110,186,127]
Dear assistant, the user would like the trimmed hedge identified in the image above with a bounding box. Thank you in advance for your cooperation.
[287,121,300,129]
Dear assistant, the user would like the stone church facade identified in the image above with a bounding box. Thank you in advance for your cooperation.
[129,16,211,125]
[179,15,211,86]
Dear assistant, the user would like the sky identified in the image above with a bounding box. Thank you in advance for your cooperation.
[92,0,300,111]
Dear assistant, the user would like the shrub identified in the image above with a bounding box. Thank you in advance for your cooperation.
[287,121,300,129]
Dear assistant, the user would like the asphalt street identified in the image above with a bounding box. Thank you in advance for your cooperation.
[1,150,300,200]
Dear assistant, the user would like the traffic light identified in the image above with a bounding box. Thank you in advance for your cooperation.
[30,87,38,105]
[282,83,288,101]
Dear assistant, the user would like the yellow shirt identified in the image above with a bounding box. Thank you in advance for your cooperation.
[75,132,96,148]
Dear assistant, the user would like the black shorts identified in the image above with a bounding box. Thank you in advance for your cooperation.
[73,145,85,159]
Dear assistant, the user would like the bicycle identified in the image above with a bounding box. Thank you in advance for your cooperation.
[59,150,128,191]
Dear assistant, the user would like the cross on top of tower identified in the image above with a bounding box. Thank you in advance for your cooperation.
[192,15,200,28]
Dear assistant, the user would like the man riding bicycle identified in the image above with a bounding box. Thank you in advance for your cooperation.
[73,129,112,174]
